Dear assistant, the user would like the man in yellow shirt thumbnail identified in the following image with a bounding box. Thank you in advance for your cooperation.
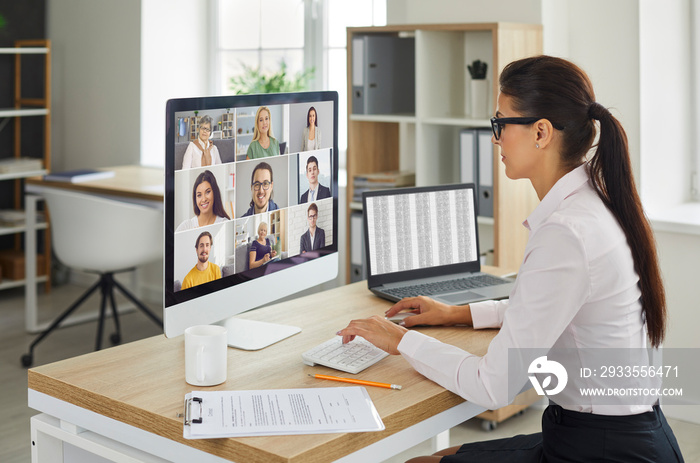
[182,231,221,290]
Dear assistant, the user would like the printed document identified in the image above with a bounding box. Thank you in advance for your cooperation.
[183,387,384,439]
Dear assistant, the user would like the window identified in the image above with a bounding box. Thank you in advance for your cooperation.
[692,0,700,200]
[212,0,386,159]
[213,0,306,94]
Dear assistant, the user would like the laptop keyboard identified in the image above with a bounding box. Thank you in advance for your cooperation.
[383,274,508,299]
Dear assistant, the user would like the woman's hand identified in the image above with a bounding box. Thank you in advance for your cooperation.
[270,250,277,258]
[337,315,408,355]
[263,253,271,263]
[385,296,472,328]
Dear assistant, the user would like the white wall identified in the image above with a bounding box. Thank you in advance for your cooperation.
[639,0,692,211]
[48,0,141,170]
[386,0,542,25]
[141,0,209,167]
[544,0,641,182]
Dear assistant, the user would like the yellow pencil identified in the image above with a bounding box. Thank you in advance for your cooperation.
[309,373,402,390]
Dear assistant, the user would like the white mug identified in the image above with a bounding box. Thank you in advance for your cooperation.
[184,325,228,386]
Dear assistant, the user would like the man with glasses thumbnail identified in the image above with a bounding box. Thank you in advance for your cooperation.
[300,203,325,254]
[243,162,278,217]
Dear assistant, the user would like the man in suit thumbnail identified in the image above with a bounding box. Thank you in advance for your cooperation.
[300,203,325,253]
[300,155,331,203]
[182,231,221,289]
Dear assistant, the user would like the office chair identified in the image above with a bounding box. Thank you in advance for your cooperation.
[21,188,163,367]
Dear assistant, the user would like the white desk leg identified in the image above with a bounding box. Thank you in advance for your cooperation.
[25,194,40,333]
[31,415,64,463]
[431,429,450,453]
[30,414,170,463]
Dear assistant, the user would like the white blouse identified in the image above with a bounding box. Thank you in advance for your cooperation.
[181,140,222,169]
[176,215,227,232]
[398,164,655,416]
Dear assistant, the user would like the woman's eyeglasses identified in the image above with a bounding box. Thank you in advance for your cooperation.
[252,181,272,191]
[490,117,564,140]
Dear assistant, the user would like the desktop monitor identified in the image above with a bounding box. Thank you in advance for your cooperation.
[164,91,339,349]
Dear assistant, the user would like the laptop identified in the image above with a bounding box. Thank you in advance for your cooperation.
[363,183,514,305]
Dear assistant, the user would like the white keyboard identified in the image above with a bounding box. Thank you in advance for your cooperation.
[302,336,389,374]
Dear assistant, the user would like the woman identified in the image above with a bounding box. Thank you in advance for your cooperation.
[338,56,684,462]
[176,170,230,232]
[249,221,277,269]
[242,162,278,217]
[181,115,222,169]
[246,106,280,159]
[301,106,322,151]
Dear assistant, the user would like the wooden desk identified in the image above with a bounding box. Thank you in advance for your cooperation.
[25,165,164,203]
[28,279,506,463]
[23,165,163,332]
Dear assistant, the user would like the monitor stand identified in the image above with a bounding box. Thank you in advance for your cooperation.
[218,318,301,351]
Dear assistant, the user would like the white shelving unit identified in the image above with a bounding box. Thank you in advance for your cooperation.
[346,23,543,278]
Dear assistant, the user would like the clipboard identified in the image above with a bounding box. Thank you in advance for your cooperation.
[183,387,384,439]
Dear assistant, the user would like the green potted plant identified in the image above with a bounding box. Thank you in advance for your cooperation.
[229,59,315,94]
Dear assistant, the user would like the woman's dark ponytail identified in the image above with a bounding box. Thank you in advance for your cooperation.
[587,104,666,347]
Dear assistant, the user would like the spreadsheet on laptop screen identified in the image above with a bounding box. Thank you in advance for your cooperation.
[365,188,478,276]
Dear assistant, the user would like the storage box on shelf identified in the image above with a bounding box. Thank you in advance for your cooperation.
[345,23,543,281]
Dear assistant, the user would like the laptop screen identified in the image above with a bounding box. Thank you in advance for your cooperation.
[363,184,479,278]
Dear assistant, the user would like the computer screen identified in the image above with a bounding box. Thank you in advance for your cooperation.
[364,185,478,277]
[164,92,339,348]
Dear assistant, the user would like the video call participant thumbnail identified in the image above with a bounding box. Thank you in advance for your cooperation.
[249,221,277,269]
[182,115,222,169]
[301,106,322,151]
[176,170,230,232]
[246,106,280,160]
[300,155,331,203]
[300,203,325,253]
[181,231,221,290]
[243,162,279,217]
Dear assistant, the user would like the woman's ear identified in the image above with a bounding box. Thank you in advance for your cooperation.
[533,119,555,149]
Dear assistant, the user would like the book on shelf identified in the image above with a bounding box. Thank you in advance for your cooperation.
[0,157,43,174]
[352,170,415,202]
[43,169,115,183]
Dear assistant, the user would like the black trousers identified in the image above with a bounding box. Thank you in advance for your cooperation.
[441,404,684,462]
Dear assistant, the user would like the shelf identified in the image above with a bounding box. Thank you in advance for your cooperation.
[0,169,47,181]
[349,201,363,211]
[0,275,49,291]
[0,221,48,236]
[349,113,416,123]
[0,47,49,54]
[422,116,491,127]
[0,108,50,117]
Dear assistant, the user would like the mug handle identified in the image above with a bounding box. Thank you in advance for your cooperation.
[197,345,205,383]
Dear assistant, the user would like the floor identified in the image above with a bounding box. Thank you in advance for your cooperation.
[2,282,699,463]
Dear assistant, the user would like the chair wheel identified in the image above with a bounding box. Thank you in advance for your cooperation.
[481,419,498,432]
[21,354,34,368]
[110,333,121,345]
